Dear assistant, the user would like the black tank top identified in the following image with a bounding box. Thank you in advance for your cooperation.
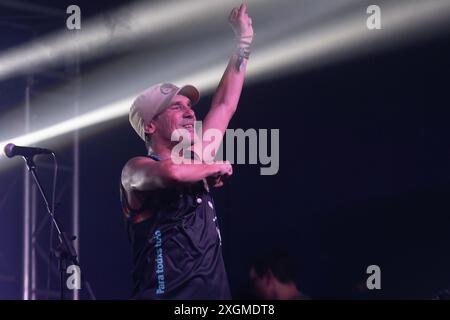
[120,155,231,300]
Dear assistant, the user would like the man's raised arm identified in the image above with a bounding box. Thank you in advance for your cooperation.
[201,3,254,161]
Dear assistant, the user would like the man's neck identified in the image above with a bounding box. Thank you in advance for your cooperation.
[148,143,172,161]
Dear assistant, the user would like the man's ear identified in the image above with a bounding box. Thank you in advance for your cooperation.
[144,120,156,136]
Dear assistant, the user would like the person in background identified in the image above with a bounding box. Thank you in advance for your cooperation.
[249,248,310,300]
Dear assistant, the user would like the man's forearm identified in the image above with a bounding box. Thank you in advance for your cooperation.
[211,51,249,112]
[170,162,225,184]
[211,3,253,112]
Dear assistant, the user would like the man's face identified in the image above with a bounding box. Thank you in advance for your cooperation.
[151,94,197,145]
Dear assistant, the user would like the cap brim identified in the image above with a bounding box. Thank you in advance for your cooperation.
[177,85,200,106]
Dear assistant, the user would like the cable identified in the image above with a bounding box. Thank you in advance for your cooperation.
[46,153,58,299]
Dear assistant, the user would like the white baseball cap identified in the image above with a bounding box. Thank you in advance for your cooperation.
[129,82,200,141]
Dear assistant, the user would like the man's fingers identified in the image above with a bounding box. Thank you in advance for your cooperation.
[229,7,238,22]
[238,3,247,17]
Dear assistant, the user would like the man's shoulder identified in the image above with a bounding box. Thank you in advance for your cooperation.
[124,155,155,169]
[121,156,156,185]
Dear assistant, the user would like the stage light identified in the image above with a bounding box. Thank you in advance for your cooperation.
[1,0,449,164]
[0,0,268,81]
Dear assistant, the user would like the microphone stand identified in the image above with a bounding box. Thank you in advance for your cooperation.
[24,155,80,300]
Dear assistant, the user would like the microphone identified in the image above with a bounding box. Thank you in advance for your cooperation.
[4,143,53,158]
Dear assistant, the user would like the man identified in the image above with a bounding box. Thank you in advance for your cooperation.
[249,249,310,300]
[120,3,253,299]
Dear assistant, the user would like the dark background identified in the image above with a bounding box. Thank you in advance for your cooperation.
[0,0,449,299]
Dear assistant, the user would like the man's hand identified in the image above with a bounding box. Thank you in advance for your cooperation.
[207,161,233,188]
[229,2,254,39]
